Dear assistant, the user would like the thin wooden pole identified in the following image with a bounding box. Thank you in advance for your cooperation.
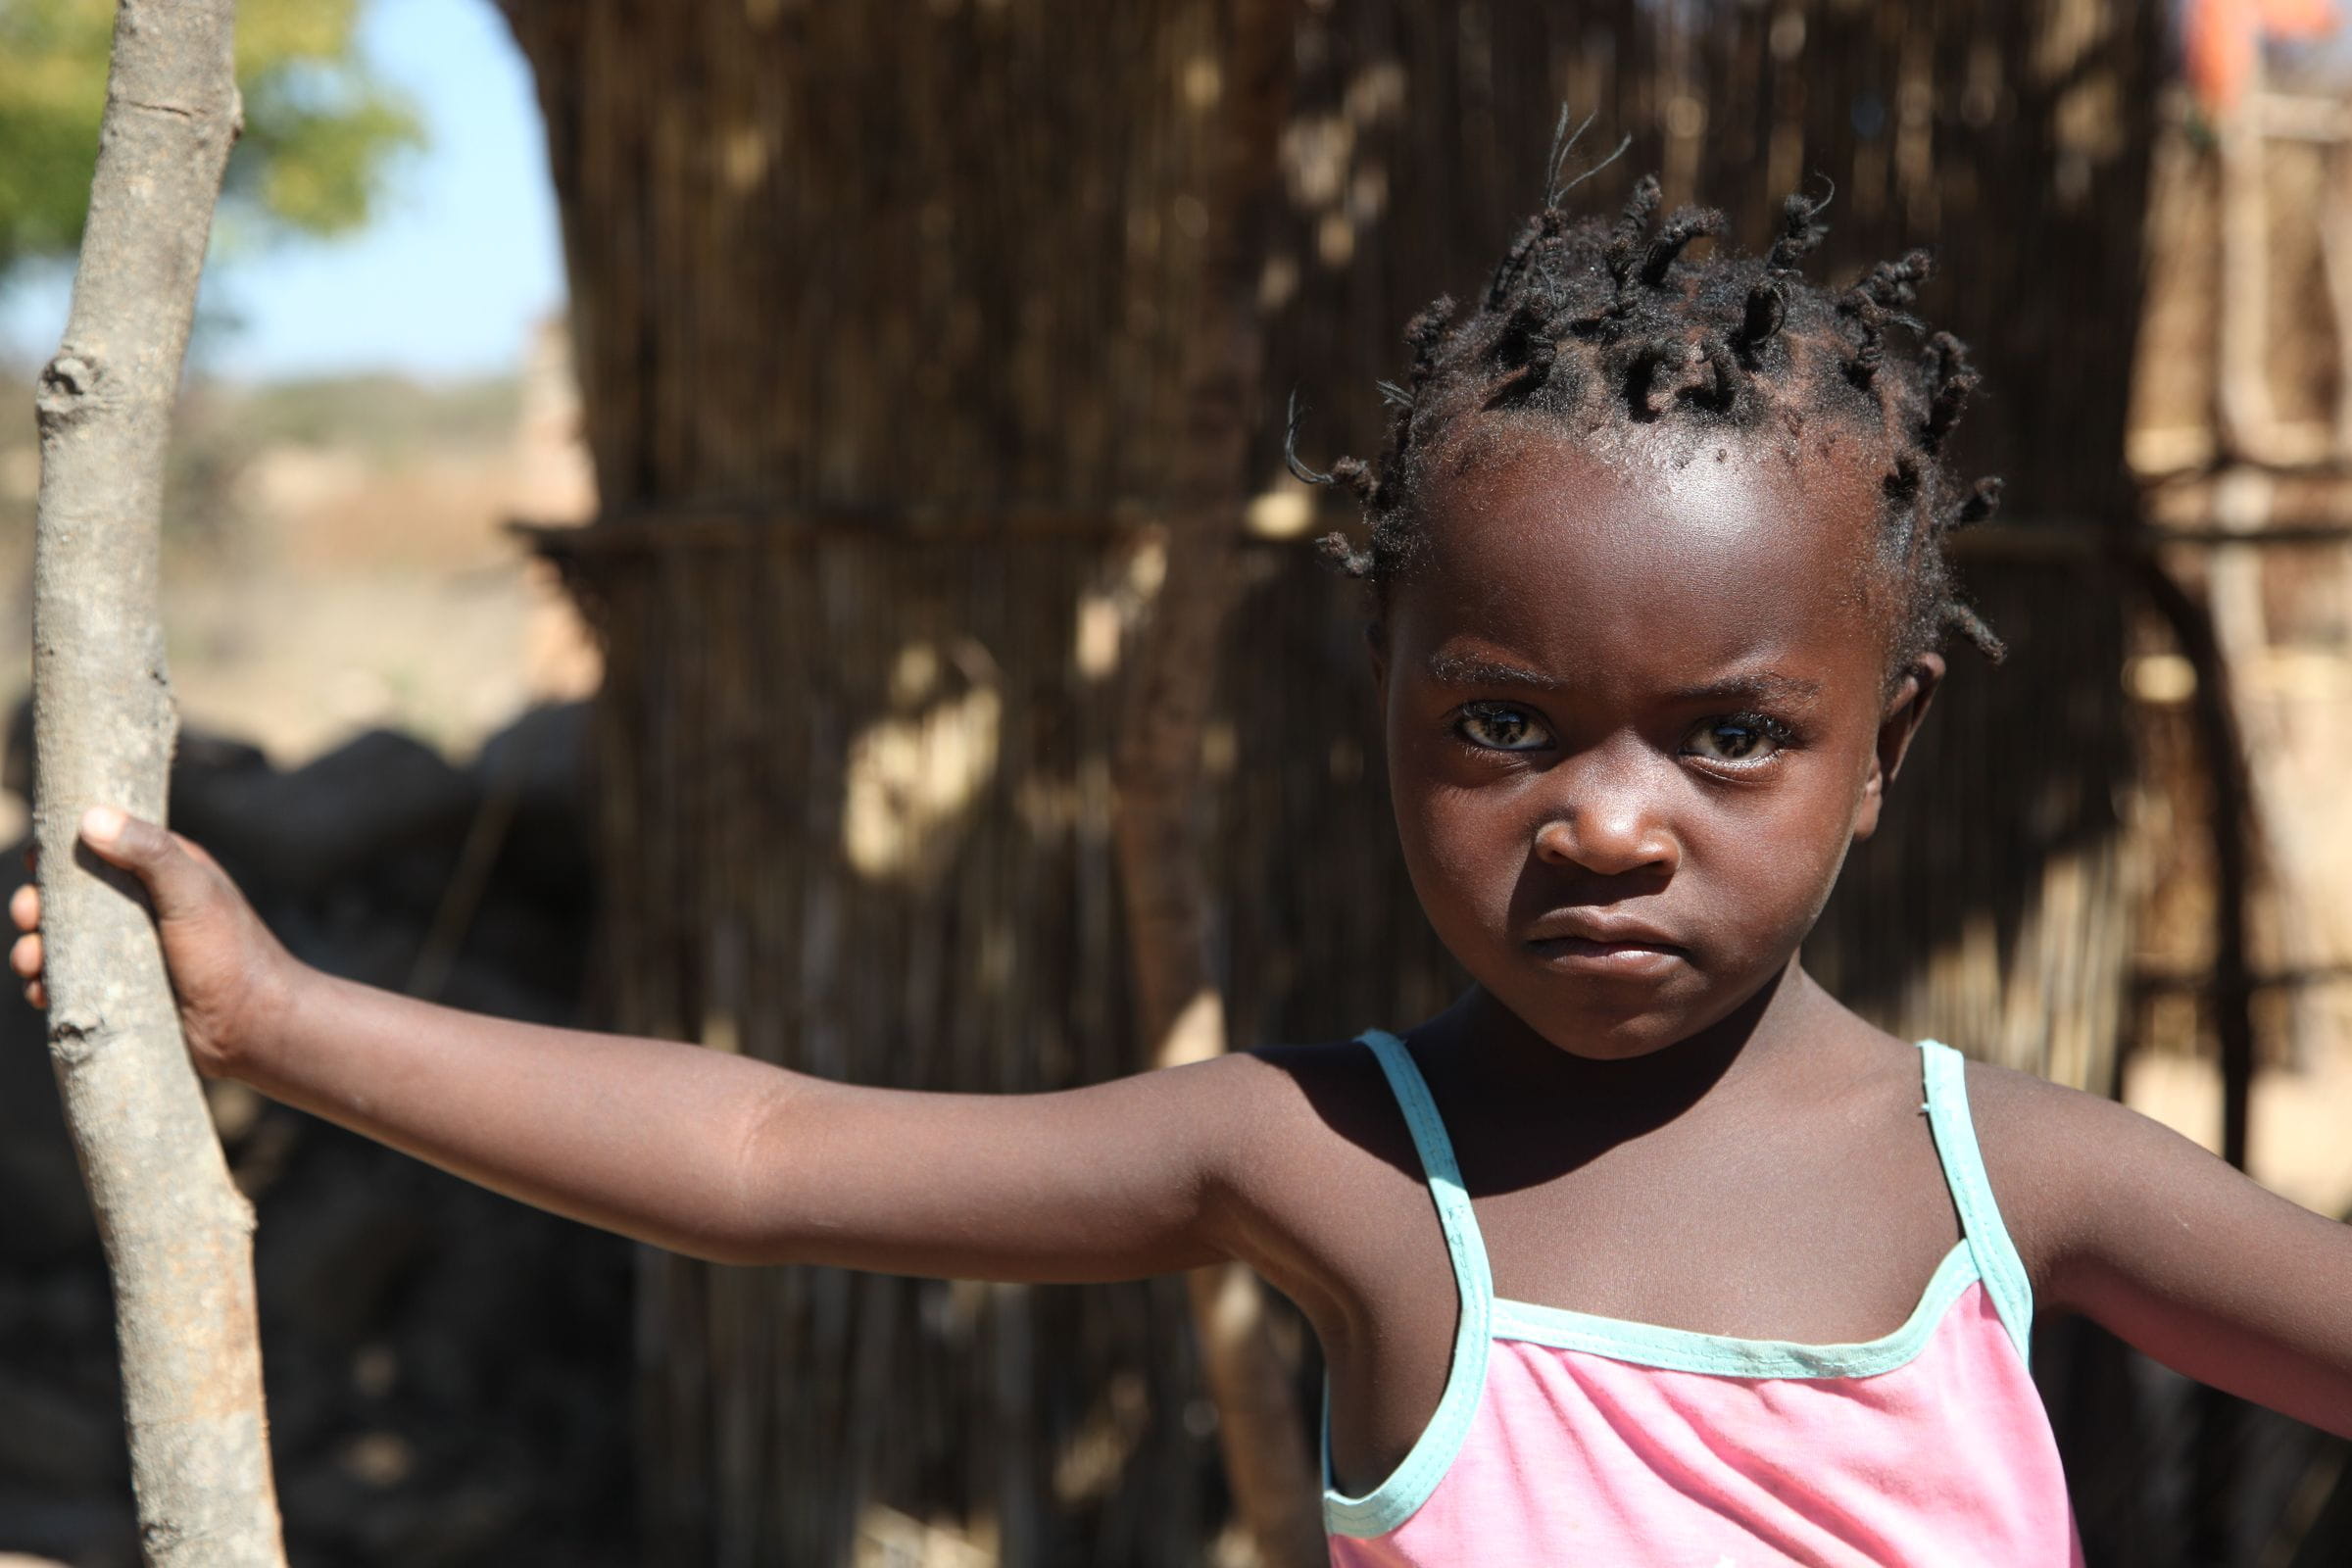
[2131,552,2256,1568]
[31,2,285,1562]
[1112,3,1323,1563]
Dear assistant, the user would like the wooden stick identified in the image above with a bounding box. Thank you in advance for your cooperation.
[1111,4,1323,1563]
[31,2,285,1562]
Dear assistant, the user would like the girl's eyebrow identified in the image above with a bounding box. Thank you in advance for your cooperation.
[1669,672,1823,706]
[1424,650,1560,689]
[1423,653,1822,707]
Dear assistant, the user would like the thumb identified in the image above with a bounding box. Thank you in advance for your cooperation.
[79,808,210,918]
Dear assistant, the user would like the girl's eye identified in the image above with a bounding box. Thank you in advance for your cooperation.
[1455,702,1553,752]
[1682,713,1790,764]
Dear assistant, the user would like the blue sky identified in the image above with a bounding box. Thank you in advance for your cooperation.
[1,0,564,383]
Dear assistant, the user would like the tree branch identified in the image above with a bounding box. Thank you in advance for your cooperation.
[32,1,284,1562]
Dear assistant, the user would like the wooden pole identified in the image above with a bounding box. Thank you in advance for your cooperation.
[30,3,284,1563]
[2130,552,2258,1568]
[1113,3,1322,1564]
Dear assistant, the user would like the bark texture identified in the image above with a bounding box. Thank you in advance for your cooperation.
[30,2,284,1564]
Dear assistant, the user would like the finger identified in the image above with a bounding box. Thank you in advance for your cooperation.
[21,844,34,876]
[10,882,36,932]
[10,931,40,981]
[79,808,216,921]
[175,834,227,877]
[25,979,44,1009]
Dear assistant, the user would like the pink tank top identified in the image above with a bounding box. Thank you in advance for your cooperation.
[1324,1033,2083,1567]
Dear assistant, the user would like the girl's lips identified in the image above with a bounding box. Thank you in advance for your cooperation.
[1526,934,1686,975]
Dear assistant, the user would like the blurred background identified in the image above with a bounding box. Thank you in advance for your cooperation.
[0,0,2348,1564]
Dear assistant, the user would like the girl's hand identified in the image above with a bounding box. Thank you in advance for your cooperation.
[11,807,298,1078]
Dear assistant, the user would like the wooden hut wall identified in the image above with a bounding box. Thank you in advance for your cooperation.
[501,0,2162,1561]
[505,6,1262,1561]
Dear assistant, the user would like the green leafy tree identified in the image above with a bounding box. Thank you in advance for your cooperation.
[0,0,419,277]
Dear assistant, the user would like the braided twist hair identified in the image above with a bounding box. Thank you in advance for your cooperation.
[1289,163,2005,672]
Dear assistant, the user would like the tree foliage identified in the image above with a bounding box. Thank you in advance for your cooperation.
[0,0,419,277]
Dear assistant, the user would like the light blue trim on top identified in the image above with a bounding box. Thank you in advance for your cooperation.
[1487,1241,1979,1377]
[1321,1030,1494,1541]
[1918,1039,2036,1363]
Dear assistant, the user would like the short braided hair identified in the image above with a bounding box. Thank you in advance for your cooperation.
[1290,151,2005,674]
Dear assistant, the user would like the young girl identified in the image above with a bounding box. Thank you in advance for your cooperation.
[17,175,2352,1566]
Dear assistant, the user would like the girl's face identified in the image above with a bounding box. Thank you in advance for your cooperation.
[1378,420,1937,1060]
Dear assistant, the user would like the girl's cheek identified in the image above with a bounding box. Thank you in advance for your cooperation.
[1398,793,1512,908]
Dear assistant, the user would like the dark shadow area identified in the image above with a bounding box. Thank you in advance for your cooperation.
[0,701,631,1568]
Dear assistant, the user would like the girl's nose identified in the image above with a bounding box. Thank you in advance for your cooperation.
[1531,788,1680,880]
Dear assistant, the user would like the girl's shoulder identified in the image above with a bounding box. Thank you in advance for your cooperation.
[1945,1058,2123,1299]
[1953,1053,2298,1313]
[1225,1036,1422,1178]
[1212,1038,1458,1321]
[1956,1051,2352,1432]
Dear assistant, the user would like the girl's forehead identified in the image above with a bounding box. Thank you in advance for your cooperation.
[1425,417,1884,543]
[1396,425,1893,681]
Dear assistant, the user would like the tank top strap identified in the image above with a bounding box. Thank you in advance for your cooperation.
[1917,1039,2035,1363]
[1357,1030,1496,1312]
[1326,1031,1495,1539]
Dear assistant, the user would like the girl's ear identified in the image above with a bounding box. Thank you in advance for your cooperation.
[1853,652,1945,843]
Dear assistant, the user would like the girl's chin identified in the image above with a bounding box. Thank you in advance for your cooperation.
[1486,989,1718,1059]
[1472,960,1788,1059]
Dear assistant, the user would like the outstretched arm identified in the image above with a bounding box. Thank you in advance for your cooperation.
[253,970,1253,1276]
[1974,1061,2352,1437]
[14,809,1258,1280]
